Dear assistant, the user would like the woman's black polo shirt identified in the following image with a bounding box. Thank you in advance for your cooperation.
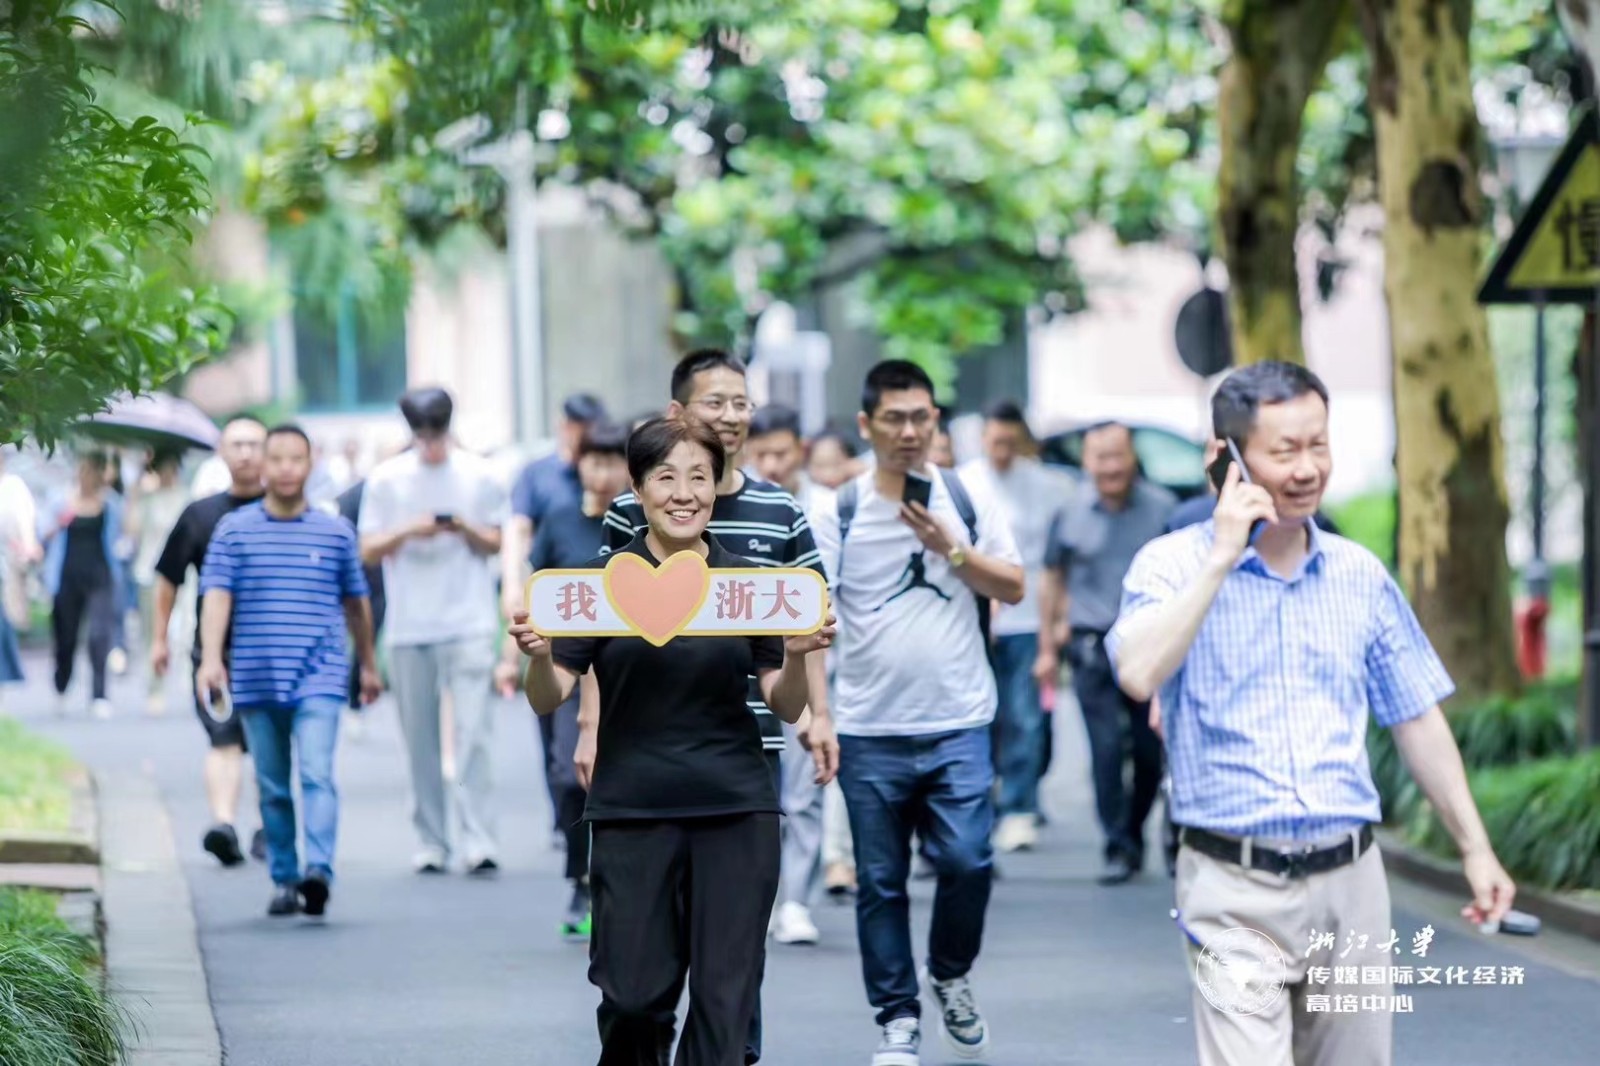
[551,534,785,822]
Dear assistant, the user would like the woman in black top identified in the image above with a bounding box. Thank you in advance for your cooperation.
[40,452,122,718]
[512,416,832,1066]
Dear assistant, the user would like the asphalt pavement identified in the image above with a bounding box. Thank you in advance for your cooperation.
[6,648,1598,1065]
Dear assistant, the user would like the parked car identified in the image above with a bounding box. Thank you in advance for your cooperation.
[1038,422,1209,500]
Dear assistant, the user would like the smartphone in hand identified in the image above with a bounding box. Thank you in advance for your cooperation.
[1207,439,1266,545]
[902,471,933,511]
[434,514,455,526]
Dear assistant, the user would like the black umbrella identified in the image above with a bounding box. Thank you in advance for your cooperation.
[76,391,221,452]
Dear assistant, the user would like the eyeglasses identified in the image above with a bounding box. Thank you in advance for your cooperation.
[692,396,752,417]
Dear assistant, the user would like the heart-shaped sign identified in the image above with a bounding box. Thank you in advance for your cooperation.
[603,550,713,646]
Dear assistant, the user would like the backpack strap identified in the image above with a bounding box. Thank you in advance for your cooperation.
[936,467,979,545]
[836,478,859,580]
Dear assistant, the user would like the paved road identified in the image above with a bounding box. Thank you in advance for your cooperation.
[8,650,1598,1065]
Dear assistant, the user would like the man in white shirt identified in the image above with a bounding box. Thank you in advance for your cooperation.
[812,361,1024,1066]
[360,388,508,875]
[958,401,1074,854]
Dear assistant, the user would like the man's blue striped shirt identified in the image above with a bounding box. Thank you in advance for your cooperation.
[1106,520,1453,842]
[200,504,369,709]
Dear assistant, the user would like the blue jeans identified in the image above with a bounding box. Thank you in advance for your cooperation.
[240,697,342,887]
[992,633,1045,816]
[837,727,995,1025]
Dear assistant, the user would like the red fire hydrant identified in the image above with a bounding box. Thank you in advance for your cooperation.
[1515,595,1550,680]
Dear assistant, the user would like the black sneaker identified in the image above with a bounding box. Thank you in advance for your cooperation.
[250,828,268,863]
[267,884,300,917]
[298,869,330,918]
[203,825,246,868]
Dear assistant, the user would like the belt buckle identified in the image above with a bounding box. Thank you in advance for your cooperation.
[1281,844,1317,880]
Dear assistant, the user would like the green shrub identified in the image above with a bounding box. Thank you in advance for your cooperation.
[1409,752,1600,892]
[1368,677,1577,829]
[0,888,129,1065]
[1328,489,1396,570]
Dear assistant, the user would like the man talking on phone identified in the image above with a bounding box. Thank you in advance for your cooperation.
[360,388,508,876]
[1107,361,1514,1066]
[811,360,1023,1066]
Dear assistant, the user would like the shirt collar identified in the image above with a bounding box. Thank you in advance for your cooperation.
[625,531,724,566]
[1204,517,1325,580]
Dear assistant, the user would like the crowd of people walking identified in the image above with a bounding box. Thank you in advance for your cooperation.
[0,352,1520,1066]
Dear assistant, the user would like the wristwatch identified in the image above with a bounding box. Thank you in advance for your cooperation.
[947,544,968,568]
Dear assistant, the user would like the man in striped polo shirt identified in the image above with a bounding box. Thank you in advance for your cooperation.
[600,348,838,1066]
[197,425,381,920]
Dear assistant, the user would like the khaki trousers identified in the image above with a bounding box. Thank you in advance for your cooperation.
[1175,840,1393,1066]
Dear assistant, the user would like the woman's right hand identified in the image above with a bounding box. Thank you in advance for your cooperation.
[508,611,551,659]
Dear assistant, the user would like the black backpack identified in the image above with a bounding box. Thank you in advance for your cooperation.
[835,468,994,657]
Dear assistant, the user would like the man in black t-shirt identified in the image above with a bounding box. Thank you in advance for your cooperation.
[598,350,838,1066]
[149,415,268,868]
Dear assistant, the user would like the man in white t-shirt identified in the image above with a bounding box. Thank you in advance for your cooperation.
[811,361,1023,1066]
[958,401,1074,855]
[360,388,508,875]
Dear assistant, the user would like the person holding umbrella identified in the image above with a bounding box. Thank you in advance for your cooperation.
[511,416,834,1065]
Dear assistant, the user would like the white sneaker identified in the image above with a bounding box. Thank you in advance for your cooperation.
[108,648,128,676]
[91,698,113,721]
[771,901,820,945]
[872,1017,921,1066]
[993,813,1038,853]
[922,969,990,1060]
[412,849,448,874]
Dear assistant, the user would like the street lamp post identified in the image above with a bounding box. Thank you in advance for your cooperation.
[442,109,569,445]
[468,129,546,445]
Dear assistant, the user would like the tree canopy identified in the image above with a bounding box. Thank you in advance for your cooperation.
[0,0,230,448]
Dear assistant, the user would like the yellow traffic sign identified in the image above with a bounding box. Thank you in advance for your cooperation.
[1481,109,1600,305]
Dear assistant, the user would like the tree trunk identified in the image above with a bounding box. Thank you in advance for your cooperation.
[1357,0,1520,701]
[1215,0,1349,366]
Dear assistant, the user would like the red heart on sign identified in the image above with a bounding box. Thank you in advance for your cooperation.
[604,550,712,646]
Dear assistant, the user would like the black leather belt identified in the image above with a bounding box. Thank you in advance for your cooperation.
[1179,824,1374,880]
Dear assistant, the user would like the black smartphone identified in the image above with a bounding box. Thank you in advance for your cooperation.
[1208,439,1266,544]
[435,513,455,525]
[902,471,933,510]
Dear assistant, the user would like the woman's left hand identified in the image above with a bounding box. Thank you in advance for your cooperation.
[785,613,837,657]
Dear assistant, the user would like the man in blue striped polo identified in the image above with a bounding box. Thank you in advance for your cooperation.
[197,424,381,920]
[1108,362,1515,1066]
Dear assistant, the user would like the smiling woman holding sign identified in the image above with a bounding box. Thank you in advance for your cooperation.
[510,415,834,1066]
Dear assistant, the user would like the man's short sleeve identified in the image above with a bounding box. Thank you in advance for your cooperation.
[782,505,829,583]
[1043,507,1072,571]
[808,488,843,593]
[357,471,391,536]
[510,463,539,523]
[1104,539,1183,667]
[528,517,557,574]
[969,476,1020,566]
[600,497,640,554]
[338,525,370,600]
[1366,574,1455,728]
[198,521,238,595]
[153,506,196,587]
[477,468,510,528]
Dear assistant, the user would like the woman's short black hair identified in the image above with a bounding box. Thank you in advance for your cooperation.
[627,416,726,486]
[577,420,630,460]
